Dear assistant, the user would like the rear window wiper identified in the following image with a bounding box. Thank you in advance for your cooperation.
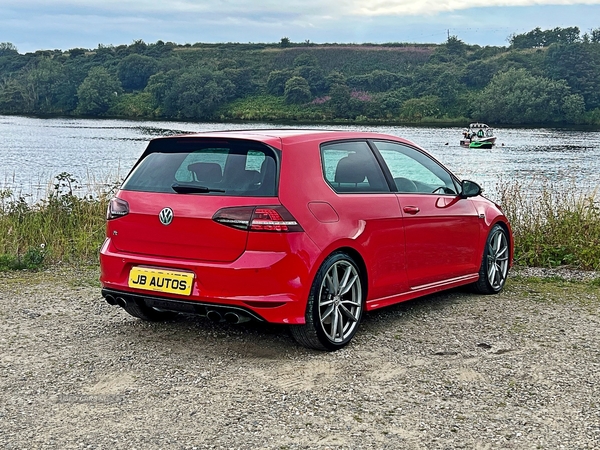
[171,183,225,194]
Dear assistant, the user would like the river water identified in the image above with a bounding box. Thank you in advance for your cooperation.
[1,115,600,203]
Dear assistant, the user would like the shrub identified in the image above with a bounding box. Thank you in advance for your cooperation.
[498,179,600,269]
[0,173,114,270]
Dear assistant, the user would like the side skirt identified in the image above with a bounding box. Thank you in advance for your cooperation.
[365,273,480,311]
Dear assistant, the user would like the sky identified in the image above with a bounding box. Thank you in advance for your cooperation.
[2,0,600,53]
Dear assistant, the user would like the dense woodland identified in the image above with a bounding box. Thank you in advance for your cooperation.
[1,26,600,125]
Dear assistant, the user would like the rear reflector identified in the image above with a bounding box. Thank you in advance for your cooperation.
[213,206,303,232]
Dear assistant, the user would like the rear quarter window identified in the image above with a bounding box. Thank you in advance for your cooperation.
[321,141,389,193]
[122,139,278,196]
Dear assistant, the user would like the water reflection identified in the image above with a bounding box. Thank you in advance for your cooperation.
[1,115,599,202]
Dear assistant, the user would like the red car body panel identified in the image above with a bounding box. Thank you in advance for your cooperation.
[398,192,481,287]
[100,130,513,326]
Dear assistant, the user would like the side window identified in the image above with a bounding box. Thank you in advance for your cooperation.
[373,141,458,195]
[321,141,389,193]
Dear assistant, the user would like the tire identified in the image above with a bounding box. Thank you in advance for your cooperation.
[290,252,364,351]
[472,224,510,294]
[121,299,177,321]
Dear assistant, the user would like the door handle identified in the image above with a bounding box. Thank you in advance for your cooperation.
[403,206,420,215]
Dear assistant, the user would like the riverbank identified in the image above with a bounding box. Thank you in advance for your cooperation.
[3,172,600,271]
[1,266,598,449]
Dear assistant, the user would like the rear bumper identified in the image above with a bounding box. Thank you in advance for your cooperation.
[102,288,267,322]
[99,235,321,325]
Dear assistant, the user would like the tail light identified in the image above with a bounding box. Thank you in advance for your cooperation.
[107,198,129,220]
[213,206,303,232]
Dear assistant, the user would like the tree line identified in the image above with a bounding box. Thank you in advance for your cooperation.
[1,26,600,126]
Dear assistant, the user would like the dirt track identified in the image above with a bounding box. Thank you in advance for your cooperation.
[1,267,599,449]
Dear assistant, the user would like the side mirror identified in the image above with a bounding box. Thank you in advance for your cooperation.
[460,180,482,198]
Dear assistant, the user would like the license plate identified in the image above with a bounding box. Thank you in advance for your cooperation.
[128,267,194,296]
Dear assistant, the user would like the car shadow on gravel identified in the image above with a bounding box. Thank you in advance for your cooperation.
[107,287,475,356]
[111,311,300,358]
[360,287,470,331]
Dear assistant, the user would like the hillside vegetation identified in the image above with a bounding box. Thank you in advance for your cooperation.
[1,26,600,126]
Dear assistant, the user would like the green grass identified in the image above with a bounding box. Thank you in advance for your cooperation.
[218,94,469,125]
[2,172,600,272]
[219,95,331,122]
[0,173,112,270]
[497,180,600,270]
[504,276,600,309]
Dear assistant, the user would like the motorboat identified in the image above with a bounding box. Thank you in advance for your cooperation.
[460,123,497,148]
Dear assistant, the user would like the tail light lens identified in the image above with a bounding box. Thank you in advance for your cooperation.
[251,208,302,232]
[213,206,303,232]
[107,198,129,220]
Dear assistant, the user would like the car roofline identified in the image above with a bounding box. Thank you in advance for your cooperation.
[151,129,415,146]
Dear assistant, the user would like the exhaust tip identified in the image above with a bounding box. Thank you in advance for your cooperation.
[224,312,239,324]
[105,295,117,306]
[116,297,127,308]
[224,312,251,324]
[206,310,222,322]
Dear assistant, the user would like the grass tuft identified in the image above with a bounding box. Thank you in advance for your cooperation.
[2,173,600,272]
[497,179,600,270]
[0,173,117,270]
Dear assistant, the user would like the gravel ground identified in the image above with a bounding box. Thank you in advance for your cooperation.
[1,266,599,449]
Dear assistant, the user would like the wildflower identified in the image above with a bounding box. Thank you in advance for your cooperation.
[311,96,331,105]
[350,90,372,102]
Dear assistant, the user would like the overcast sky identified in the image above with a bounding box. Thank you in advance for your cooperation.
[3,0,600,53]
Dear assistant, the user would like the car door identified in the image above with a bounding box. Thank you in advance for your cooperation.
[317,140,409,300]
[371,140,481,288]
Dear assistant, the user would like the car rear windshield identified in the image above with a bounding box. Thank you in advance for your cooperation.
[121,138,278,196]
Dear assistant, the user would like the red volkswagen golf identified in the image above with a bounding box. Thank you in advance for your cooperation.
[100,129,513,351]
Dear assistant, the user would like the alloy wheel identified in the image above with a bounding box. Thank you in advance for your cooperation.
[318,260,362,343]
[487,228,509,290]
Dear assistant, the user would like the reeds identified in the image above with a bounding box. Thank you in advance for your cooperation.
[0,173,117,270]
[2,173,600,271]
[497,179,600,270]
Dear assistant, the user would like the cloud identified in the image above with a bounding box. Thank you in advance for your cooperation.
[346,0,600,16]
[3,0,600,52]
[5,0,600,18]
